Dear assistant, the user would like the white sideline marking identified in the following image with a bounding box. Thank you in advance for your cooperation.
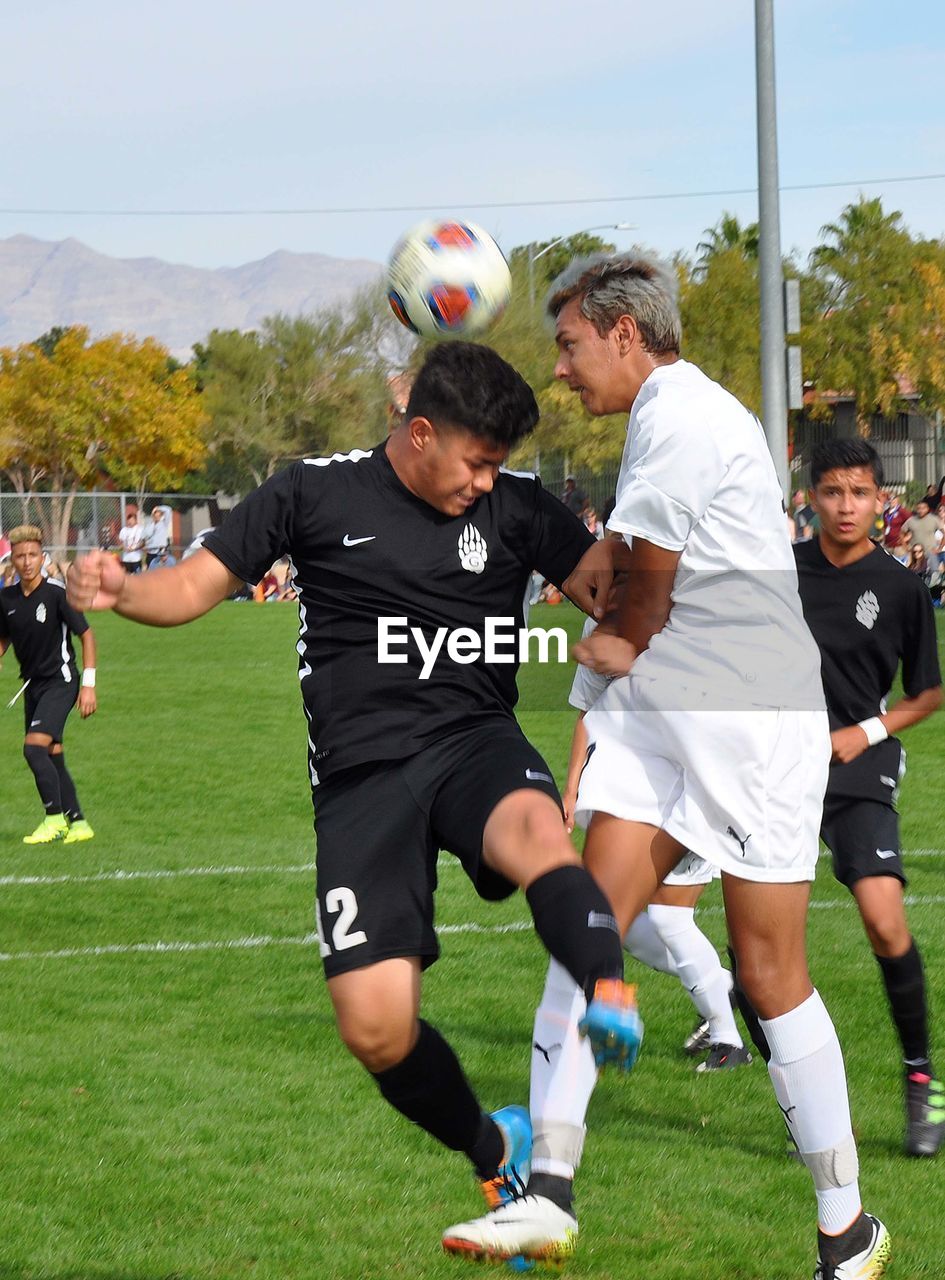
[0,920,533,964]
[0,862,316,888]
[1,847,942,891]
[1,896,943,965]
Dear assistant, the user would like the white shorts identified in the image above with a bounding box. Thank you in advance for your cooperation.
[577,676,830,884]
[663,849,716,887]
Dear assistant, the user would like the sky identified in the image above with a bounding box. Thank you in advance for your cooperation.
[2,0,943,272]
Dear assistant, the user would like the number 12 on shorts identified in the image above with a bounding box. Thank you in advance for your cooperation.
[316,886,368,957]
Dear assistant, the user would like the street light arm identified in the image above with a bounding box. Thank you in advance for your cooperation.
[527,222,635,306]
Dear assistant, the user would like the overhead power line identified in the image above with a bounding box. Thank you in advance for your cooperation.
[0,172,943,218]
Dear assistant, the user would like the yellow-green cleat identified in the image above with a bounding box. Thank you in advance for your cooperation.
[63,819,95,845]
[23,814,69,844]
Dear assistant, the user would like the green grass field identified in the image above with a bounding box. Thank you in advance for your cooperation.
[1,602,943,1279]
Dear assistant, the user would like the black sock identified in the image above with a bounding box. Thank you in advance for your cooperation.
[875,941,931,1070]
[526,1171,574,1213]
[24,744,62,815]
[727,946,771,1064]
[818,1213,871,1267]
[371,1020,501,1176]
[525,865,623,1003]
[52,754,83,821]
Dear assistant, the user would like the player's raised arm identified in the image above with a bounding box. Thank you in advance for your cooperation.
[68,548,241,625]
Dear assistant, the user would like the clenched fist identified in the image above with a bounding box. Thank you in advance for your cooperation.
[68,550,128,612]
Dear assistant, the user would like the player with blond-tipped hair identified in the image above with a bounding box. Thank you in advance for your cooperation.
[443,251,889,1279]
[0,525,97,843]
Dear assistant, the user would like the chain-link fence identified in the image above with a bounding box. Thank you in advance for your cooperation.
[0,490,235,561]
[791,407,944,500]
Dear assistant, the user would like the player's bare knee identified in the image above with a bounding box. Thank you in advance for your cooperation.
[862,915,911,958]
[335,1010,416,1072]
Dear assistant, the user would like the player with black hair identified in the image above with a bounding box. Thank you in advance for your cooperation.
[796,438,943,1157]
[68,340,628,1239]
[0,526,97,844]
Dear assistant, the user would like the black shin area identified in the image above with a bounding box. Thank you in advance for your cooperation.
[23,744,62,814]
[527,1171,574,1213]
[51,754,82,821]
[727,945,771,1064]
[371,1019,500,1176]
[876,941,930,1070]
[525,865,623,1003]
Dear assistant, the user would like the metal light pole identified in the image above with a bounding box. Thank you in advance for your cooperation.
[755,0,789,496]
[527,223,635,309]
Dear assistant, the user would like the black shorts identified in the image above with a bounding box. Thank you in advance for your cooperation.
[23,678,78,743]
[821,796,905,888]
[312,722,562,978]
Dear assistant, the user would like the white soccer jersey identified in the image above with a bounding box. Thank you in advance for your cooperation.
[607,359,823,711]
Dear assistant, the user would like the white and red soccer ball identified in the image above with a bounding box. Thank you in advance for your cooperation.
[387,219,512,338]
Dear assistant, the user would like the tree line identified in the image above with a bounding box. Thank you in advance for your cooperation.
[1,196,943,525]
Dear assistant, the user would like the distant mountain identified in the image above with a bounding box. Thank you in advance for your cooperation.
[0,235,384,358]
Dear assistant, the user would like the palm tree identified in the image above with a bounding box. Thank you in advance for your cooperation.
[695,214,759,272]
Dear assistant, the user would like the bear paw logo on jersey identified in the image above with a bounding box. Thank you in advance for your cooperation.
[855,589,880,630]
[458,524,488,574]
[35,602,47,624]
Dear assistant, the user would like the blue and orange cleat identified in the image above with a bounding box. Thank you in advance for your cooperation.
[579,979,643,1072]
[480,1105,532,1209]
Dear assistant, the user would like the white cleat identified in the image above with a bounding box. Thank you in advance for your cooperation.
[442,1194,578,1265]
[813,1215,891,1279]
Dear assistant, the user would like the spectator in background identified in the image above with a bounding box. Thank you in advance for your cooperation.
[901,499,942,562]
[44,560,68,584]
[117,511,145,573]
[892,528,913,567]
[884,492,912,549]
[583,507,605,540]
[792,488,816,541]
[560,476,587,516]
[923,478,945,511]
[147,547,177,571]
[908,544,932,586]
[143,506,172,567]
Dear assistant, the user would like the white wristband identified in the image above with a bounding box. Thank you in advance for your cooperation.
[81,668,96,689]
[858,716,887,747]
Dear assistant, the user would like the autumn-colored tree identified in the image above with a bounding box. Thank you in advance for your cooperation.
[0,326,207,549]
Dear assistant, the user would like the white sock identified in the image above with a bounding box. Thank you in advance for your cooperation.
[623,911,678,975]
[647,904,742,1047]
[529,958,597,1179]
[760,990,862,1234]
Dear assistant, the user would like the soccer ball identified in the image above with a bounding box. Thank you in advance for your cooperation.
[387,219,512,338]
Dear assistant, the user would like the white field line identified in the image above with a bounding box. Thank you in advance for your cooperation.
[1,848,943,891]
[2,895,944,965]
[0,861,316,888]
[0,920,535,963]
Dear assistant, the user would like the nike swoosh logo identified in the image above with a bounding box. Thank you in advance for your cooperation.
[525,768,554,783]
[876,849,897,859]
[342,534,375,547]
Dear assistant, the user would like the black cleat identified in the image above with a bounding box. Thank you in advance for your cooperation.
[905,1072,945,1157]
[695,1043,752,1073]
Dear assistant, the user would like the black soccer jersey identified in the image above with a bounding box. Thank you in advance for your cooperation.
[794,538,941,801]
[0,578,89,683]
[204,445,593,780]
